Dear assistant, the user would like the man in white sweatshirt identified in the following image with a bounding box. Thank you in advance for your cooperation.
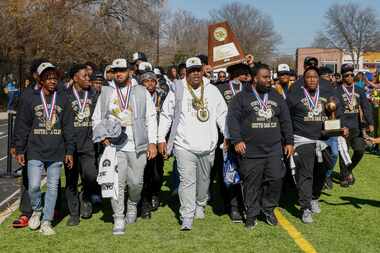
[158,57,227,230]
[92,58,157,235]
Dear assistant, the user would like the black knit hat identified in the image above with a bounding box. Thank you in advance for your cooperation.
[69,64,87,78]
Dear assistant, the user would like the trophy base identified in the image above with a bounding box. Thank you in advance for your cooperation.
[322,128,344,137]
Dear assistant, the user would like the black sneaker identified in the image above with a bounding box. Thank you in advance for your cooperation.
[340,179,350,188]
[264,212,278,226]
[245,218,257,230]
[230,210,243,223]
[151,196,160,211]
[80,200,93,219]
[66,215,80,226]
[348,174,355,186]
[141,210,151,219]
[324,176,333,190]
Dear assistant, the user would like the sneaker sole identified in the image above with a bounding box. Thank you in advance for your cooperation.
[113,231,125,235]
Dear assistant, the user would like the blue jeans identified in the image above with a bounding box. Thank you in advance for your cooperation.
[28,160,62,221]
[326,137,339,177]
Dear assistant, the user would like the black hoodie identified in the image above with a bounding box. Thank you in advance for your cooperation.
[227,86,293,158]
[287,83,344,140]
[14,88,75,162]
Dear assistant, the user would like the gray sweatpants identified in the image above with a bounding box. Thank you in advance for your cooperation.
[111,151,147,218]
[174,147,214,219]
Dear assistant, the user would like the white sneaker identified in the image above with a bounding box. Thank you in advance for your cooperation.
[113,216,126,235]
[28,211,42,230]
[310,199,321,214]
[195,206,205,219]
[39,221,56,236]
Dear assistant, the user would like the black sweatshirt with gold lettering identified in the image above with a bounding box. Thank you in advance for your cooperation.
[14,89,75,162]
[227,86,293,158]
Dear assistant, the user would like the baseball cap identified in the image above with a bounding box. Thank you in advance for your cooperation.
[111,58,128,70]
[304,57,318,67]
[37,62,56,76]
[140,71,157,82]
[69,64,87,78]
[341,64,354,74]
[277,64,291,75]
[132,52,147,63]
[186,57,203,71]
[138,62,153,73]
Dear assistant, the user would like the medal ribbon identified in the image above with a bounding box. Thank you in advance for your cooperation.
[187,81,205,109]
[229,80,242,96]
[40,90,56,121]
[302,87,319,111]
[73,87,88,113]
[116,85,132,111]
[252,88,268,111]
[342,85,355,107]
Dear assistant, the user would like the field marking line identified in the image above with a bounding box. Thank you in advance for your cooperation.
[275,208,318,253]
[0,156,7,161]
[0,178,47,225]
[0,123,8,127]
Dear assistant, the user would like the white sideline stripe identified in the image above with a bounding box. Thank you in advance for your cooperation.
[0,135,8,140]
[0,178,47,224]
[0,156,7,161]
[0,123,8,127]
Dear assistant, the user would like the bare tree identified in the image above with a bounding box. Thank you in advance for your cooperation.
[165,10,208,65]
[209,2,280,63]
[312,3,380,68]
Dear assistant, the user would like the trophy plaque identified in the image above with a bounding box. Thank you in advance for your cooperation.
[322,97,344,137]
[208,21,245,69]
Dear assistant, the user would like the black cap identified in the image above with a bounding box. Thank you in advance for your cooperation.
[304,57,318,67]
[227,63,250,79]
[304,65,320,76]
[69,64,87,79]
[341,64,354,74]
[196,54,208,65]
[319,66,333,76]
[90,70,104,81]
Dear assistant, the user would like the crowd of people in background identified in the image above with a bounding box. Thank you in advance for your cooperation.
[5,52,380,236]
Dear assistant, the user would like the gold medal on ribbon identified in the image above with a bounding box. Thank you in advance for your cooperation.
[45,120,52,131]
[197,108,209,122]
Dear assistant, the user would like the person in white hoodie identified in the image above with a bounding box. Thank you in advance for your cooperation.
[158,57,227,231]
[92,58,157,235]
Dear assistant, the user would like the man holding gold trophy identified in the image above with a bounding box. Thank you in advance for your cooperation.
[287,66,349,224]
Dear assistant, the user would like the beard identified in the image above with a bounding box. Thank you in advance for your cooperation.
[256,83,271,93]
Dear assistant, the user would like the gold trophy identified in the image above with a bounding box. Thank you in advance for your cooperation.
[323,97,343,136]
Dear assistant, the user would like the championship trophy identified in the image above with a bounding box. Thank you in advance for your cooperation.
[208,21,245,69]
[322,97,344,137]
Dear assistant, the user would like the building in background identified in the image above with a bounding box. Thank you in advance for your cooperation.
[296,48,343,76]
[363,52,380,74]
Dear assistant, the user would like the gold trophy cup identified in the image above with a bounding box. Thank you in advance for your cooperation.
[323,97,343,137]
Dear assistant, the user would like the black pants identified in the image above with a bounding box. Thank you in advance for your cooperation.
[141,154,164,212]
[339,128,366,179]
[238,155,285,219]
[65,150,98,216]
[19,165,33,216]
[295,143,329,210]
[228,183,244,213]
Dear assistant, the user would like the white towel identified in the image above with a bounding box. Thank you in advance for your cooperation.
[97,146,118,200]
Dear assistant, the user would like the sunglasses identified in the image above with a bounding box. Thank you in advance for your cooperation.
[343,73,354,78]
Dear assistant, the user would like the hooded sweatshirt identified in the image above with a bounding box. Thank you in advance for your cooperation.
[158,78,227,154]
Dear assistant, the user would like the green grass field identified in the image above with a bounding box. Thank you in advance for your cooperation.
[0,154,379,253]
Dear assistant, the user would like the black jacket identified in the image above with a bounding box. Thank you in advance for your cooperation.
[287,83,344,140]
[65,87,97,152]
[14,88,75,162]
[227,86,293,158]
[336,84,373,130]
